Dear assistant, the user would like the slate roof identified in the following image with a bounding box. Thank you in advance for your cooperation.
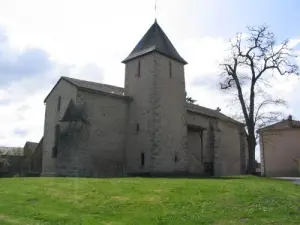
[122,20,187,64]
[186,103,244,126]
[62,77,125,96]
[257,119,300,133]
[44,77,129,103]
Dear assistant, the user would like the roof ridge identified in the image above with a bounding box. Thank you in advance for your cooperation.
[62,76,124,90]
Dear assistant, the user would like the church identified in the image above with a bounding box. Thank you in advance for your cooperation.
[41,20,248,177]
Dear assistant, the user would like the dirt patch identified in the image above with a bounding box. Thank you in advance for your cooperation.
[111,196,130,201]
[0,214,21,224]
[143,196,161,203]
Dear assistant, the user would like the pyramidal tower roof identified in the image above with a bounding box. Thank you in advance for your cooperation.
[122,20,187,65]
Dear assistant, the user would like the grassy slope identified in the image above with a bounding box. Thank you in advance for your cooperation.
[0,176,299,225]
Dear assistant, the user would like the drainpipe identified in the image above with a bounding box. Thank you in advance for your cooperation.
[198,130,204,164]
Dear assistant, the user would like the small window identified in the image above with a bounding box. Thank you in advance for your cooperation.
[136,123,140,132]
[57,96,61,111]
[169,61,172,78]
[52,146,58,158]
[52,124,60,158]
[174,153,178,163]
[141,153,145,167]
[137,60,141,77]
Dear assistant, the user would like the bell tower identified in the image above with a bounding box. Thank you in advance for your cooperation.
[122,20,188,175]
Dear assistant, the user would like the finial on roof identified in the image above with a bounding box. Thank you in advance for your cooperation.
[154,0,158,22]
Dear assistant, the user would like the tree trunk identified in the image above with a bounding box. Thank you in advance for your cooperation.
[246,134,256,174]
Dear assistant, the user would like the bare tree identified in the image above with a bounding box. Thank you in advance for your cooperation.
[220,25,299,174]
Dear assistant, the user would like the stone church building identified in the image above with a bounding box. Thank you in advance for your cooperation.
[41,20,248,177]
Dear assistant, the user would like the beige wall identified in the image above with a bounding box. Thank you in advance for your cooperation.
[124,53,188,174]
[260,129,300,177]
[42,79,77,176]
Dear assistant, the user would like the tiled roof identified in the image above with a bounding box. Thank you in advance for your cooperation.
[258,119,300,133]
[122,20,187,64]
[186,103,244,126]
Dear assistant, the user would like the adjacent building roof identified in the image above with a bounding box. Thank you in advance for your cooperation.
[44,77,130,103]
[186,103,245,126]
[24,141,38,151]
[122,20,187,64]
[257,116,300,133]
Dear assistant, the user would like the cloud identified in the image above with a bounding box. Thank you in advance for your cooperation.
[0,26,105,147]
[0,62,104,147]
[0,28,54,87]
[13,128,28,137]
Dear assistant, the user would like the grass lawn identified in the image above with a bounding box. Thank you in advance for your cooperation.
[0,176,299,225]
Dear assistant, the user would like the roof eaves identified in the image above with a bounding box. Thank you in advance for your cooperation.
[187,108,218,119]
[187,106,244,126]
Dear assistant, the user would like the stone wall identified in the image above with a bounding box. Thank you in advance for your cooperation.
[29,139,43,175]
[186,110,245,176]
[186,111,214,175]
[42,79,78,176]
[124,53,188,175]
[55,90,128,177]
[215,120,244,176]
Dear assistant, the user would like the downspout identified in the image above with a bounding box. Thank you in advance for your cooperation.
[200,130,204,163]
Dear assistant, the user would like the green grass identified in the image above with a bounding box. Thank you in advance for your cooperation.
[0,176,299,225]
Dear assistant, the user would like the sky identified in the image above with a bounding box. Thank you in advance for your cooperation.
[0,0,300,162]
